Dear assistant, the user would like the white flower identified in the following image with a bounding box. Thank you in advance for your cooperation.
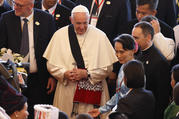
[13,53,21,57]
[17,57,23,62]
[1,48,7,53]
[7,49,12,55]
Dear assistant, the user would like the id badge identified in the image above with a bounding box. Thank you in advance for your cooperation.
[90,15,98,26]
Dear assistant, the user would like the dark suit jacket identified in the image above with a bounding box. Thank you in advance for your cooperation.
[137,44,171,119]
[116,88,155,119]
[34,1,71,30]
[0,8,56,95]
[129,0,177,28]
[121,18,175,41]
[0,1,11,17]
[61,0,76,10]
[76,0,132,45]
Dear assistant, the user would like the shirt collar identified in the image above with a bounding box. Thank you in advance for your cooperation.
[42,3,57,15]
[141,42,153,51]
[20,10,33,22]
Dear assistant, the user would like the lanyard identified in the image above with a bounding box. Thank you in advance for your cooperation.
[52,9,55,16]
[94,0,104,9]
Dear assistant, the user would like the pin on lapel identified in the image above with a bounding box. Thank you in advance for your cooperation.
[35,21,40,26]
[146,61,149,64]
[55,14,60,20]
[56,14,60,18]
[106,1,111,5]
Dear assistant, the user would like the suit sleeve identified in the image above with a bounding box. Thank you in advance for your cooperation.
[117,0,132,34]
[0,13,8,49]
[154,60,171,119]
[153,32,175,60]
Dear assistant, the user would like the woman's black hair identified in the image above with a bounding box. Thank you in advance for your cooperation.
[113,34,136,51]
[171,64,179,83]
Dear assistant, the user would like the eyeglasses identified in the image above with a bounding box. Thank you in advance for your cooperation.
[12,0,29,8]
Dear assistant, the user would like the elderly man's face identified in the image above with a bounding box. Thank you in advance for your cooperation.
[71,12,89,35]
[13,0,33,17]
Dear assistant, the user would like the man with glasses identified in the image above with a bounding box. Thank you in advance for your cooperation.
[0,0,56,118]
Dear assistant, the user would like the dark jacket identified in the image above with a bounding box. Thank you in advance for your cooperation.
[34,1,71,30]
[116,88,155,119]
[137,45,171,119]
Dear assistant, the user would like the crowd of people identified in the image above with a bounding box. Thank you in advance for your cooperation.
[1,0,179,119]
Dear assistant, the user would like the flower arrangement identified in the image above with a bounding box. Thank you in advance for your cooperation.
[0,48,24,63]
[0,48,28,91]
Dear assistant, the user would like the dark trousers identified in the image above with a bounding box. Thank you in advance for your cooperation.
[23,73,54,119]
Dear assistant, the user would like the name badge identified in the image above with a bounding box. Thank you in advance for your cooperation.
[90,15,98,26]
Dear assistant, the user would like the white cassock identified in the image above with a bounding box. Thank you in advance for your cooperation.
[43,25,118,119]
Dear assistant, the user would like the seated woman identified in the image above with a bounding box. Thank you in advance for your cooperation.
[88,34,138,117]
[164,64,179,119]
[0,76,29,119]
[115,60,155,119]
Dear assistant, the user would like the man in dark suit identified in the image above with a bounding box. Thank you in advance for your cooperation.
[122,0,175,41]
[34,0,71,30]
[76,0,132,45]
[0,0,11,17]
[129,0,177,28]
[116,60,155,119]
[0,0,56,118]
[132,21,171,119]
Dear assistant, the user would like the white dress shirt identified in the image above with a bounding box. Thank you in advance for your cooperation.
[21,12,38,73]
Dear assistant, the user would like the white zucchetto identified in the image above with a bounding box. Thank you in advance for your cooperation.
[71,5,89,15]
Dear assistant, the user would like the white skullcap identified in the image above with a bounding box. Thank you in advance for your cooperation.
[71,5,89,15]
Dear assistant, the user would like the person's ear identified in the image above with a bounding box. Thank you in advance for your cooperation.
[70,16,72,22]
[14,111,20,118]
[70,16,74,24]
[146,34,152,42]
[152,10,157,16]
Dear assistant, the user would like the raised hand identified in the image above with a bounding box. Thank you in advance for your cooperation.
[88,108,100,117]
